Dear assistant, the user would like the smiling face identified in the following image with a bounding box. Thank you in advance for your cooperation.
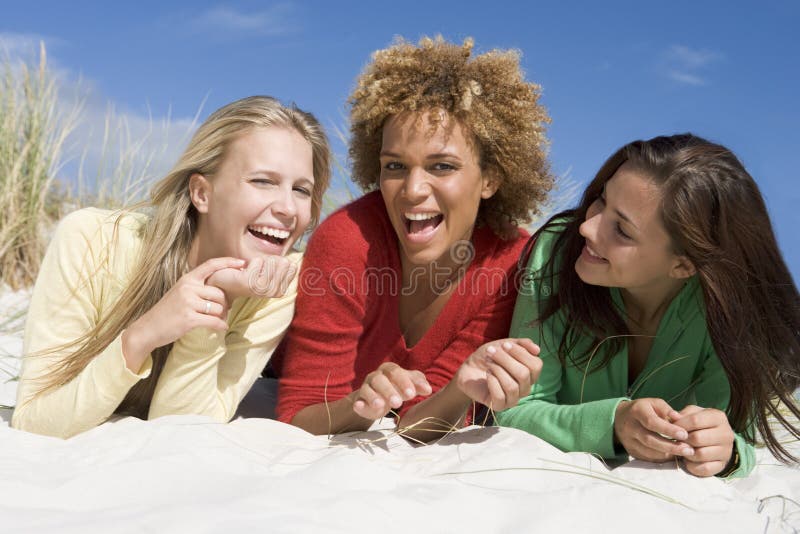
[575,163,693,293]
[378,111,497,269]
[190,126,315,264]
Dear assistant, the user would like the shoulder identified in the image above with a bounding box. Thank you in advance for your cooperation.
[55,207,147,246]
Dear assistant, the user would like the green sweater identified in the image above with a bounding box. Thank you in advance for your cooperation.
[495,224,755,478]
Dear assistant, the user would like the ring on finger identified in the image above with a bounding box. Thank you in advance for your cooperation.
[204,300,212,314]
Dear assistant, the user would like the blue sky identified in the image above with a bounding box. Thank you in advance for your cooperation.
[3,1,799,281]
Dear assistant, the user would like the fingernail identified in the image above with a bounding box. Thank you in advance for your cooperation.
[676,430,688,440]
[502,341,513,350]
[486,345,497,355]
[390,395,401,407]
[681,447,694,456]
[372,398,383,407]
[404,388,414,397]
[354,400,364,410]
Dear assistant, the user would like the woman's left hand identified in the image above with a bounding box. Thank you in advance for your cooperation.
[671,405,736,477]
[455,338,542,411]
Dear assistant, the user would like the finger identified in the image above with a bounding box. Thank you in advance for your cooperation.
[409,370,432,396]
[512,337,541,356]
[637,428,693,457]
[353,383,386,417]
[198,285,228,305]
[682,458,726,478]
[369,373,403,409]
[672,409,728,433]
[487,343,531,392]
[674,404,703,420]
[386,367,417,401]
[486,360,522,405]
[485,369,507,410]
[683,427,732,449]
[196,297,226,317]
[637,400,689,441]
[192,257,246,281]
[683,444,730,463]
[502,341,543,384]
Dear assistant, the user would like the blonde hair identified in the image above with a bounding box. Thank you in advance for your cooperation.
[34,95,331,417]
[349,36,553,238]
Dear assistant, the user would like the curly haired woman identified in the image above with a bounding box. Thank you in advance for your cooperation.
[276,37,553,441]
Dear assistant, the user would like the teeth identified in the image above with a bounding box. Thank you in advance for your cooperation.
[586,245,603,259]
[404,212,440,221]
[250,225,290,239]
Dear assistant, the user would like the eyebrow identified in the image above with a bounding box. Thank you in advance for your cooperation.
[614,208,639,231]
[378,150,461,160]
[603,182,639,231]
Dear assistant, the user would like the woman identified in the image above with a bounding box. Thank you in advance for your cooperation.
[276,37,553,440]
[12,96,331,438]
[496,133,800,478]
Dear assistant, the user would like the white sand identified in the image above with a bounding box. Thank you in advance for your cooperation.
[1,289,798,532]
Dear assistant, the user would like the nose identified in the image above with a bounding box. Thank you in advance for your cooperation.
[402,166,432,202]
[272,185,298,218]
[579,207,601,243]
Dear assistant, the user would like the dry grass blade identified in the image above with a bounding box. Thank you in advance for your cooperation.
[433,458,694,509]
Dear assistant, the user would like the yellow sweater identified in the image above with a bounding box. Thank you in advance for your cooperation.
[12,208,299,438]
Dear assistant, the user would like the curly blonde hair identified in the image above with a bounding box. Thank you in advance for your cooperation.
[349,36,553,238]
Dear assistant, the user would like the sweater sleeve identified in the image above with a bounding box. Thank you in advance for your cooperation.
[690,338,755,479]
[495,227,626,459]
[148,260,299,423]
[12,209,153,439]
[275,211,369,423]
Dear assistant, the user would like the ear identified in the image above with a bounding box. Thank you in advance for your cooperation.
[669,255,696,280]
[480,170,500,200]
[189,173,213,214]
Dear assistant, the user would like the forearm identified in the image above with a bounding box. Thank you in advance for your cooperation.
[290,392,374,435]
[396,380,473,443]
[496,397,628,458]
[13,335,150,438]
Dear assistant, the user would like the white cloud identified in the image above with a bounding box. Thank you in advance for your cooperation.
[661,44,723,86]
[187,4,294,36]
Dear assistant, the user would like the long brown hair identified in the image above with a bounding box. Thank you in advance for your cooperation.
[524,133,800,461]
[30,96,331,418]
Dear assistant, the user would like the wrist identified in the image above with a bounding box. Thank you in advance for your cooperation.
[717,442,740,478]
[121,326,153,372]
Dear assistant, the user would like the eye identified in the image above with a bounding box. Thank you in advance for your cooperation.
[615,222,631,240]
[293,185,312,197]
[383,161,404,171]
[250,178,276,186]
[430,162,458,173]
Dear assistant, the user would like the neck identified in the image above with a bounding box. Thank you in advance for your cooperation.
[620,278,686,330]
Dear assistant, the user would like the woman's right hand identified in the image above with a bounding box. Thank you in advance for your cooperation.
[613,398,692,462]
[352,362,433,420]
[121,257,245,371]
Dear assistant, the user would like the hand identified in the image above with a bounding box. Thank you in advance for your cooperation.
[207,255,297,301]
[352,362,433,420]
[122,257,245,368]
[454,338,542,411]
[613,398,691,463]
[671,405,736,477]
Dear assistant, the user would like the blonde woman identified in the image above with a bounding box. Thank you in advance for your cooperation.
[12,96,331,438]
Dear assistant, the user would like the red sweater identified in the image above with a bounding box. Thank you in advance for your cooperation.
[276,191,528,423]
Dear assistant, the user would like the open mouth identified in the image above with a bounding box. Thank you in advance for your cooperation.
[403,212,444,236]
[583,243,608,262]
[248,225,290,247]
